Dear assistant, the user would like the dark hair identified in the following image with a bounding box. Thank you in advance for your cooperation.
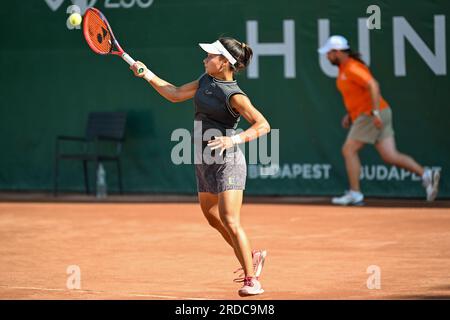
[219,37,253,72]
[342,48,366,65]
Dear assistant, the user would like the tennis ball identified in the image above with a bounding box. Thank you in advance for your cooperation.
[69,13,82,27]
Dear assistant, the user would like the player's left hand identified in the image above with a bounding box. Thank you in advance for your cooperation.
[373,115,383,129]
[207,136,234,156]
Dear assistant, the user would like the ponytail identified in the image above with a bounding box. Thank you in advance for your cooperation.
[219,37,253,72]
[342,49,366,65]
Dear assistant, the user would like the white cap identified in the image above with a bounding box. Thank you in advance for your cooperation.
[199,40,237,65]
[318,35,350,54]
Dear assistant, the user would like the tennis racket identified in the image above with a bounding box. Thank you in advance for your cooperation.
[82,7,144,74]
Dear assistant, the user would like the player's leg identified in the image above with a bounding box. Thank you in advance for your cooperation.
[217,190,251,276]
[218,190,263,295]
[198,191,244,267]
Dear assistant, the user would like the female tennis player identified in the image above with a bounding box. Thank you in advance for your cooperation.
[130,37,270,296]
[318,35,440,205]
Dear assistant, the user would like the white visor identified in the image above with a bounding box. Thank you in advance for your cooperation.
[318,35,350,54]
[199,40,237,66]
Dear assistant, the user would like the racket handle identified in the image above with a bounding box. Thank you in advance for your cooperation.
[122,53,145,73]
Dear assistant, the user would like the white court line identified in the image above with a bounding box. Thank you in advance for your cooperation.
[0,285,213,300]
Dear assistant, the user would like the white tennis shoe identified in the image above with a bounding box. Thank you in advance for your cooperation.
[332,190,364,205]
[253,250,267,278]
[233,250,267,282]
[238,277,264,296]
[423,169,440,202]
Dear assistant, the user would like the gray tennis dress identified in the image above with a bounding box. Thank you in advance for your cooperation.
[193,74,247,194]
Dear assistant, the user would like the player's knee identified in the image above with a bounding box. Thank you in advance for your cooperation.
[205,214,221,229]
[220,214,240,234]
[202,210,220,229]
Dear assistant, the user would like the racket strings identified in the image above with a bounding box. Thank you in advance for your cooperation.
[84,11,112,54]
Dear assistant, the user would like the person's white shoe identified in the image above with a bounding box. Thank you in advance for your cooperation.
[423,169,440,202]
[238,277,264,296]
[253,250,267,278]
[233,249,267,282]
[332,190,364,205]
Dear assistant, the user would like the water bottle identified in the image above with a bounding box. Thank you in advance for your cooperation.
[96,163,107,199]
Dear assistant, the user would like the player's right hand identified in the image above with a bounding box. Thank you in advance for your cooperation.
[341,114,351,129]
[130,61,147,77]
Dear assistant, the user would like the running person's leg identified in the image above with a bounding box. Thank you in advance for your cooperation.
[342,139,366,192]
[375,136,440,201]
[375,136,423,176]
[332,138,366,205]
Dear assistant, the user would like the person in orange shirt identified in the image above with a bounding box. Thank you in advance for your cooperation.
[318,35,440,205]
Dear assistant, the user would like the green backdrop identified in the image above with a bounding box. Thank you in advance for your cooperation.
[0,0,448,197]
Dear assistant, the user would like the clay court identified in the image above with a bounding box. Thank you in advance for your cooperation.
[1,197,449,300]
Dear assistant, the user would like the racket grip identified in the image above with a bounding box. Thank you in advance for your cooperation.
[122,53,145,73]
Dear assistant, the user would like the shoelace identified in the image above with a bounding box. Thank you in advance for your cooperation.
[233,263,257,282]
[243,277,254,287]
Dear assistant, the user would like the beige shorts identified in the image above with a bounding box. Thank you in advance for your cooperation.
[347,107,395,144]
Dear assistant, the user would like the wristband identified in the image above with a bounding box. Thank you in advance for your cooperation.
[230,135,243,145]
[143,69,156,82]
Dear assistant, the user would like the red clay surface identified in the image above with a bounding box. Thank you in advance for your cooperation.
[1,202,450,299]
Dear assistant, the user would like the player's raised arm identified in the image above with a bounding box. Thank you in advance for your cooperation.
[207,94,271,156]
[130,61,198,103]
[230,94,271,143]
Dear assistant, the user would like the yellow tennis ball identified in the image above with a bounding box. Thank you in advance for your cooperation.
[69,13,82,26]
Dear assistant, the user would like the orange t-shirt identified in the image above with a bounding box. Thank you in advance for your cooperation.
[336,58,388,121]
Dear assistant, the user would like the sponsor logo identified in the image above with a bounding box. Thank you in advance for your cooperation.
[249,163,332,180]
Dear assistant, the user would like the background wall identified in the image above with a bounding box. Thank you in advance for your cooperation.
[0,0,448,197]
